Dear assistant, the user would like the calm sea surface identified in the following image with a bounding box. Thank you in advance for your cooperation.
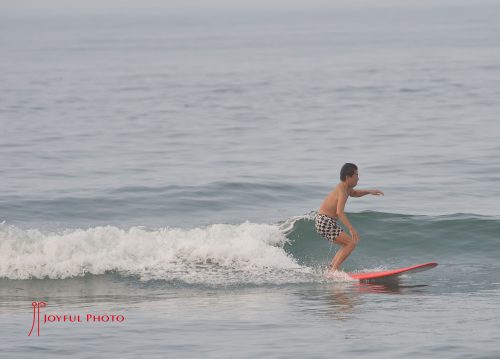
[1,1,500,358]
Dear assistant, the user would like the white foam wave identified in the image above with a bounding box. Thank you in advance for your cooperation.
[278,211,316,234]
[323,270,356,282]
[0,222,313,285]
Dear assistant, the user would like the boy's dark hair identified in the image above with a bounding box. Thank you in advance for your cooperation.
[340,163,358,181]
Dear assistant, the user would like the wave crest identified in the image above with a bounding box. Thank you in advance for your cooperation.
[0,222,312,285]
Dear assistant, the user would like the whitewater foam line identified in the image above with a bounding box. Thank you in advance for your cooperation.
[278,211,317,234]
[0,222,313,284]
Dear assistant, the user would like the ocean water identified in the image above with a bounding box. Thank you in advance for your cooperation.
[1,0,500,357]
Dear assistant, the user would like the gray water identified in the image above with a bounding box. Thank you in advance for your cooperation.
[1,0,500,357]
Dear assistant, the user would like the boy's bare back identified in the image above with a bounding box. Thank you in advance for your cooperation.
[318,184,348,219]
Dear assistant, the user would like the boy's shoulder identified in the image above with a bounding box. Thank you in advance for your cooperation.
[332,183,343,194]
[333,182,350,196]
[334,182,344,190]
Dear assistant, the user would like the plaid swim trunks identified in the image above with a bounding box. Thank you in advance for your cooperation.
[315,213,343,243]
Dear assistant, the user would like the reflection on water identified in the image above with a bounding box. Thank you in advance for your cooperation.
[327,281,430,319]
[1,273,431,326]
[354,280,429,294]
[0,274,148,312]
[292,279,431,321]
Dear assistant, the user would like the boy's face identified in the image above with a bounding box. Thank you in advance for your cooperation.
[348,170,359,187]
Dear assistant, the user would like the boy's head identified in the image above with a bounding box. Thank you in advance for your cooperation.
[340,163,359,185]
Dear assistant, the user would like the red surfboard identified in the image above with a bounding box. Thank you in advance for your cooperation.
[348,262,438,281]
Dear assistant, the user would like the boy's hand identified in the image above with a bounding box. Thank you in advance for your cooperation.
[370,189,384,196]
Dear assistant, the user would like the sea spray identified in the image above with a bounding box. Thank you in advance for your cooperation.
[0,222,312,285]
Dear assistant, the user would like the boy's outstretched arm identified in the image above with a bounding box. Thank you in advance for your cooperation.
[349,189,384,197]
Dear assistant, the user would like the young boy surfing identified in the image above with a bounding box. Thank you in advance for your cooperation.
[315,163,384,272]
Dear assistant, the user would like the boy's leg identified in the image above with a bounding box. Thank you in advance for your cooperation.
[330,232,358,270]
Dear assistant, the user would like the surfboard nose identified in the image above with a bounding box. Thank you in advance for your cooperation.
[348,262,438,281]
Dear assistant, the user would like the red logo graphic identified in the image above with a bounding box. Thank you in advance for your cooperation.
[28,301,47,337]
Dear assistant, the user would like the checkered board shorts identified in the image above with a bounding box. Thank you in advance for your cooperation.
[315,213,343,243]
